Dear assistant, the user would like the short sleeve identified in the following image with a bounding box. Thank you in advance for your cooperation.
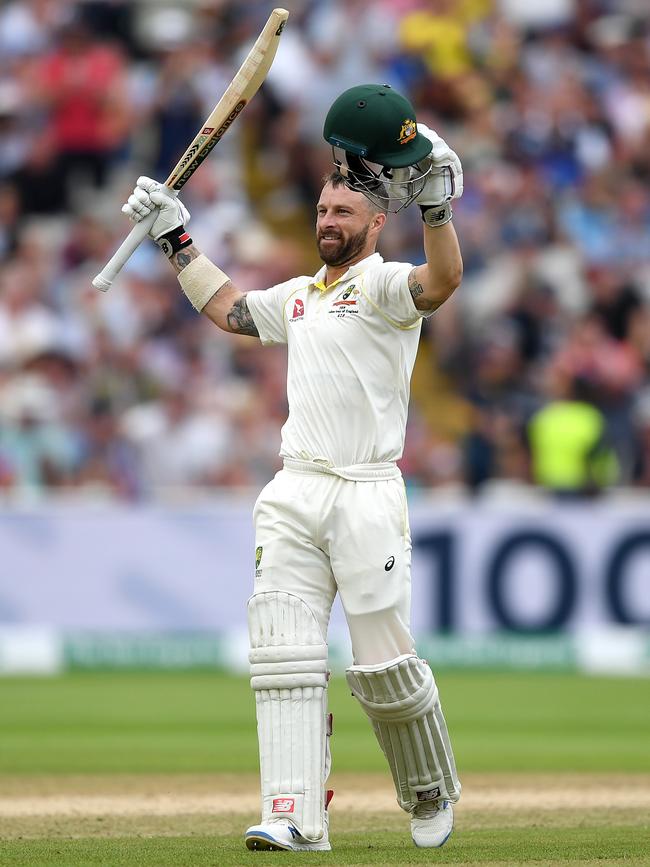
[361,261,429,327]
[246,280,297,346]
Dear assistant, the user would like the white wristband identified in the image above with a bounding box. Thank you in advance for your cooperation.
[177,254,230,312]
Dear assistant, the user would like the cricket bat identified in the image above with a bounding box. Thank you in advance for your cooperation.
[92,7,289,291]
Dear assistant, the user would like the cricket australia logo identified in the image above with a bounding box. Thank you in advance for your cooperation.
[330,283,359,317]
[399,118,417,146]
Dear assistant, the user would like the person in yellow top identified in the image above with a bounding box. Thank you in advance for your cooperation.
[399,0,491,80]
[528,372,619,496]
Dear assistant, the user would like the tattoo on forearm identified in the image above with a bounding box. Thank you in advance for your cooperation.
[408,268,424,300]
[227,296,259,337]
[171,244,200,273]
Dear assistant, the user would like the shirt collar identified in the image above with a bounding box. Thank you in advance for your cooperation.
[310,252,383,293]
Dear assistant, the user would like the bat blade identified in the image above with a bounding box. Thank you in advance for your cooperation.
[92,8,289,292]
[166,100,248,191]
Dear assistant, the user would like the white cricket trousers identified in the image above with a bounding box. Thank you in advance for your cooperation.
[252,461,416,665]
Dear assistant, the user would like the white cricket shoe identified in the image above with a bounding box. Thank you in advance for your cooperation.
[410,799,454,848]
[245,818,331,851]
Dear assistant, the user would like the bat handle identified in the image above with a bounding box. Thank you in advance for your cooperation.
[92,213,157,291]
[92,187,180,291]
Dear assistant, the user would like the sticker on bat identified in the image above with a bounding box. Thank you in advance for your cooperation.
[171,101,248,188]
[214,100,247,137]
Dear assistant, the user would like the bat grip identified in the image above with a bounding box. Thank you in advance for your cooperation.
[92,213,157,291]
[92,187,178,291]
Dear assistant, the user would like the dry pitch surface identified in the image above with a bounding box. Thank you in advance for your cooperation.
[1,772,649,839]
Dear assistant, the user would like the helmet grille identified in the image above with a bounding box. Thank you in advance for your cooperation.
[332,147,430,213]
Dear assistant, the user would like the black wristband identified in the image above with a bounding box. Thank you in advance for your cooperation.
[419,202,453,228]
[155,225,193,259]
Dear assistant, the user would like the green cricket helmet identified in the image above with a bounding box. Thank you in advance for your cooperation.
[323,84,433,212]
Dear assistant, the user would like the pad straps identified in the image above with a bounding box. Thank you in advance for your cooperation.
[346,653,461,812]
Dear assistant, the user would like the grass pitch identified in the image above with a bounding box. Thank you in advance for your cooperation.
[0,670,648,865]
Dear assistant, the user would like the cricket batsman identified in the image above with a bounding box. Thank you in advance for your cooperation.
[121,84,464,852]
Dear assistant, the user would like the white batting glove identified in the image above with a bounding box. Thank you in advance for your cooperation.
[122,176,191,241]
[414,124,463,227]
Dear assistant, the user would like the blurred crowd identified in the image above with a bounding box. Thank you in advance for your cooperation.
[1,0,650,500]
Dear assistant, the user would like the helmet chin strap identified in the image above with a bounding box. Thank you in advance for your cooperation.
[332,147,430,213]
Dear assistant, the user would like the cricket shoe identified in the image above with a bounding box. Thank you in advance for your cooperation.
[410,799,453,848]
[245,818,331,851]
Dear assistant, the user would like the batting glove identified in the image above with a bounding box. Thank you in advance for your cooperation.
[122,176,192,256]
[414,124,463,227]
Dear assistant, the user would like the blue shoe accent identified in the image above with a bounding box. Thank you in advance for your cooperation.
[245,830,291,851]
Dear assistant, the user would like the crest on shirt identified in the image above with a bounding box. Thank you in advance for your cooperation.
[331,283,359,317]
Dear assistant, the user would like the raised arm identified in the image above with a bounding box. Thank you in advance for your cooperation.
[167,242,259,337]
[409,222,463,314]
[121,176,259,337]
[408,126,464,314]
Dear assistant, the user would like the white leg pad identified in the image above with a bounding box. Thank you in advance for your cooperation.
[346,653,461,812]
[248,591,330,841]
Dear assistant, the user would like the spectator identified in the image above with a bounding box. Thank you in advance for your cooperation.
[0,373,82,494]
[35,14,131,207]
[119,383,234,494]
[527,369,618,497]
[550,312,643,476]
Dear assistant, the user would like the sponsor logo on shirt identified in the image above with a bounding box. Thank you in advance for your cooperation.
[290,298,305,321]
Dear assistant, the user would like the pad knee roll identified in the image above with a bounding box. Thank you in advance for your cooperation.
[248,591,330,841]
[346,653,461,812]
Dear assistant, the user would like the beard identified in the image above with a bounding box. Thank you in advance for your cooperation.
[317,224,369,267]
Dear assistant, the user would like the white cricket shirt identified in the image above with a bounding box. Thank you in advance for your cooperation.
[246,252,428,468]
